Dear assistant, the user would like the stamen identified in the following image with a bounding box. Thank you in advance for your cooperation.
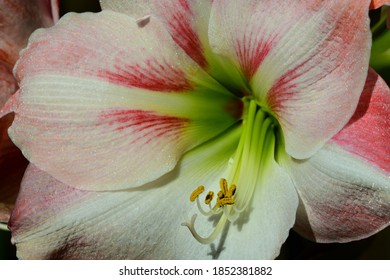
[219,178,228,194]
[227,184,236,197]
[190,185,205,202]
[204,191,214,205]
[216,197,235,208]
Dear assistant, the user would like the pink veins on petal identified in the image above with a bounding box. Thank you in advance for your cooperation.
[98,58,193,92]
[235,34,274,80]
[100,109,189,144]
[159,0,208,68]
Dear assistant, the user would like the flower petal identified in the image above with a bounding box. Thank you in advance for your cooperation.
[0,0,59,63]
[0,0,59,222]
[282,70,390,242]
[331,69,390,173]
[0,64,17,109]
[6,11,240,191]
[99,0,152,18]
[150,0,212,69]
[284,145,390,243]
[100,0,247,94]
[0,114,28,223]
[0,0,59,106]
[101,0,212,68]
[370,0,390,9]
[209,0,371,159]
[10,128,241,259]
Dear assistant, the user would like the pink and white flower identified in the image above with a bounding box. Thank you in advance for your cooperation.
[0,0,59,226]
[1,0,389,259]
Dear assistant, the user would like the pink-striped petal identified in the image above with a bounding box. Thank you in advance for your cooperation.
[150,0,212,69]
[101,0,212,69]
[209,0,371,159]
[5,11,239,191]
[283,70,390,242]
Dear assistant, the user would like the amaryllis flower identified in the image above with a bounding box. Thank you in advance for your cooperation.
[1,0,389,259]
[0,0,59,225]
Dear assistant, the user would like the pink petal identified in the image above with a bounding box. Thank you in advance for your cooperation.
[0,0,59,66]
[288,145,390,243]
[284,70,390,242]
[370,0,390,9]
[0,0,59,222]
[0,64,17,109]
[6,11,239,191]
[209,0,371,159]
[0,0,59,106]
[331,69,390,173]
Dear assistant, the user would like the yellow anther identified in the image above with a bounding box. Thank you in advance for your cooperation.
[216,197,235,208]
[190,179,236,209]
[219,178,228,195]
[190,185,205,202]
[216,179,236,208]
[227,184,236,197]
[204,191,214,205]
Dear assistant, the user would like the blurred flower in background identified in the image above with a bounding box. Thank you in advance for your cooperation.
[1,0,389,260]
[0,0,59,228]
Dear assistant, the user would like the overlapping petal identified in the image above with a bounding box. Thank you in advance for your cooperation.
[4,11,241,191]
[208,0,371,159]
[283,70,390,242]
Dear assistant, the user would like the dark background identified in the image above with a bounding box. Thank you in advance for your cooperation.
[1,0,389,260]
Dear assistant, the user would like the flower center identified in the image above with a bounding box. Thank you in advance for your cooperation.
[183,99,280,244]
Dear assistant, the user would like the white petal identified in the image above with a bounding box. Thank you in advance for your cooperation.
[10,128,241,259]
